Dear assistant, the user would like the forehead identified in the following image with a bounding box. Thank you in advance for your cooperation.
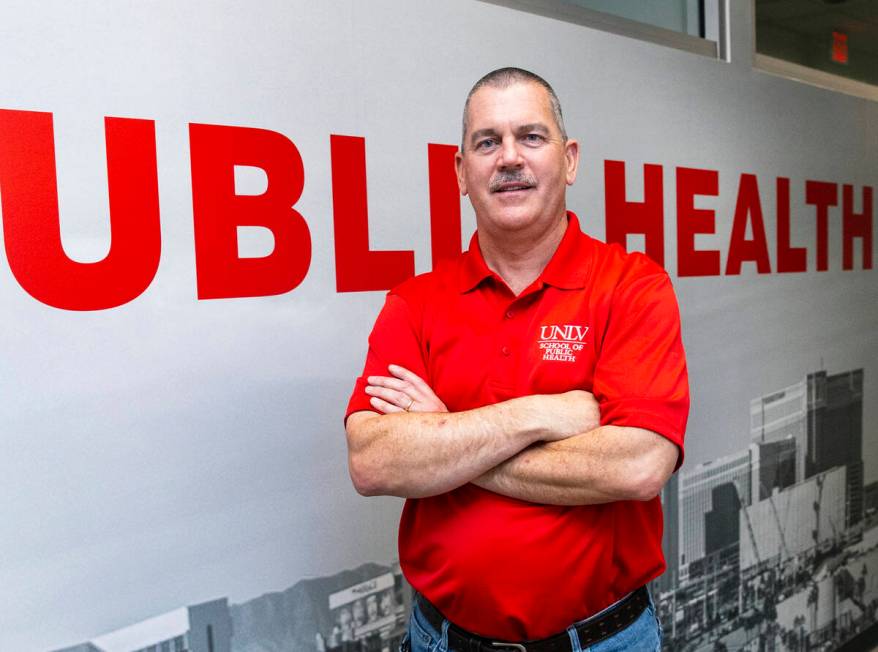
[466,81,555,131]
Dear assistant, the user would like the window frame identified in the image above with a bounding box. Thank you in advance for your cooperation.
[753,53,878,103]
[476,0,719,58]
[750,0,878,103]
[476,0,878,103]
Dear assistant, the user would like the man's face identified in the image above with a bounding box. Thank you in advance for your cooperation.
[379,590,393,616]
[456,81,579,235]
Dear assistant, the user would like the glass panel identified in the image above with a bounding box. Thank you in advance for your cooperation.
[479,1,720,57]
[756,0,878,86]
[560,0,704,37]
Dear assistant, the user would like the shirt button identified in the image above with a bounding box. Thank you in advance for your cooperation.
[501,346,511,356]
[505,310,514,319]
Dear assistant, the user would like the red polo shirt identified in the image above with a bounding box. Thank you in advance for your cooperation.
[346,213,688,640]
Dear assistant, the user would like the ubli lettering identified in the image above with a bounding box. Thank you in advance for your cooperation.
[0,109,871,311]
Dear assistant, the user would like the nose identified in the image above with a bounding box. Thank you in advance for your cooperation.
[497,136,524,169]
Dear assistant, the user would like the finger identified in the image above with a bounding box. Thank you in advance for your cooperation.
[388,365,432,393]
[365,385,411,406]
[388,366,441,404]
[367,375,415,394]
[369,374,428,404]
[369,396,404,414]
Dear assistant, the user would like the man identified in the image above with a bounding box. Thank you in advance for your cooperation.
[344,68,688,651]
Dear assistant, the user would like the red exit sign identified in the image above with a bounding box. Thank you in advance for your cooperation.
[832,30,848,64]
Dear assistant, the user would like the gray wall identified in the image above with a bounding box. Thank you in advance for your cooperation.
[0,1,874,650]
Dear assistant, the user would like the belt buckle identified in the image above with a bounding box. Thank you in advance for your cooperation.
[490,643,526,652]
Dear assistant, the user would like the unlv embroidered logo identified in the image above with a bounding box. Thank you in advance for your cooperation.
[538,324,589,362]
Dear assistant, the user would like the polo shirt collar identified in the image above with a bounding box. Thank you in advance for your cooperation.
[458,211,589,293]
[458,233,495,293]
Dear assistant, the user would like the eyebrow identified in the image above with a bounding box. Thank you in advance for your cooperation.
[469,128,498,145]
[517,123,551,136]
[468,123,552,145]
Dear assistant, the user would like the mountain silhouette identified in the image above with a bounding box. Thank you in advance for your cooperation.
[230,562,392,652]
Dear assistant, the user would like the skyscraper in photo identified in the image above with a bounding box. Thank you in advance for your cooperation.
[751,379,807,484]
[678,449,752,582]
[656,472,679,595]
[806,369,864,528]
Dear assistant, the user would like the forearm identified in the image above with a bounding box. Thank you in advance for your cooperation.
[346,396,549,499]
[472,425,678,506]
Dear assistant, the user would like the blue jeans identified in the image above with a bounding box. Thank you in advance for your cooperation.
[401,592,662,652]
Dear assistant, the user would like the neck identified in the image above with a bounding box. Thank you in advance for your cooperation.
[478,211,568,295]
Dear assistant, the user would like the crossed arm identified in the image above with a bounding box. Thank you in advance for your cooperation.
[345,365,679,506]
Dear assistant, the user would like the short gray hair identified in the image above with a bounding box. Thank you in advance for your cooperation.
[461,67,567,151]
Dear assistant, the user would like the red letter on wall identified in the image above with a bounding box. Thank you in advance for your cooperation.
[190,123,311,299]
[676,167,720,277]
[428,143,462,268]
[805,180,838,272]
[331,135,415,292]
[842,184,873,270]
[604,160,665,266]
[776,177,807,273]
[0,110,160,310]
[726,174,771,274]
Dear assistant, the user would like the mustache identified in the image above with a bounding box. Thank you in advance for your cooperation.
[489,172,537,192]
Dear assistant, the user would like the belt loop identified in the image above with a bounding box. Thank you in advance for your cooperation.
[565,624,582,652]
[438,618,450,652]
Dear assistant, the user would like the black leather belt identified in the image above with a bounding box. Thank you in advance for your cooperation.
[414,586,650,652]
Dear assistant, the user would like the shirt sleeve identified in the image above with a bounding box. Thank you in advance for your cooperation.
[345,292,430,423]
[592,270,690,470]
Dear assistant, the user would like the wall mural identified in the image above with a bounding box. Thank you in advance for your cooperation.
[1,3,874,652]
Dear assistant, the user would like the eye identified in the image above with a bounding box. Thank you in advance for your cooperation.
[475,137,498,151]
[523,133,546,144]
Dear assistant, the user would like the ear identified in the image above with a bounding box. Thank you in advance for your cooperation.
[564,138,580,186]
[455,149,468,196]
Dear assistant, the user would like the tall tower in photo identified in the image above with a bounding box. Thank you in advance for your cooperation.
[750,379,807,487]
[806,370,865,528]
[677,449,752,583]
[655,472,679,595]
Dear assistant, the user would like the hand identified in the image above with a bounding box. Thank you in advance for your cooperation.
[536,390,601,441]
[365,364,449,414]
